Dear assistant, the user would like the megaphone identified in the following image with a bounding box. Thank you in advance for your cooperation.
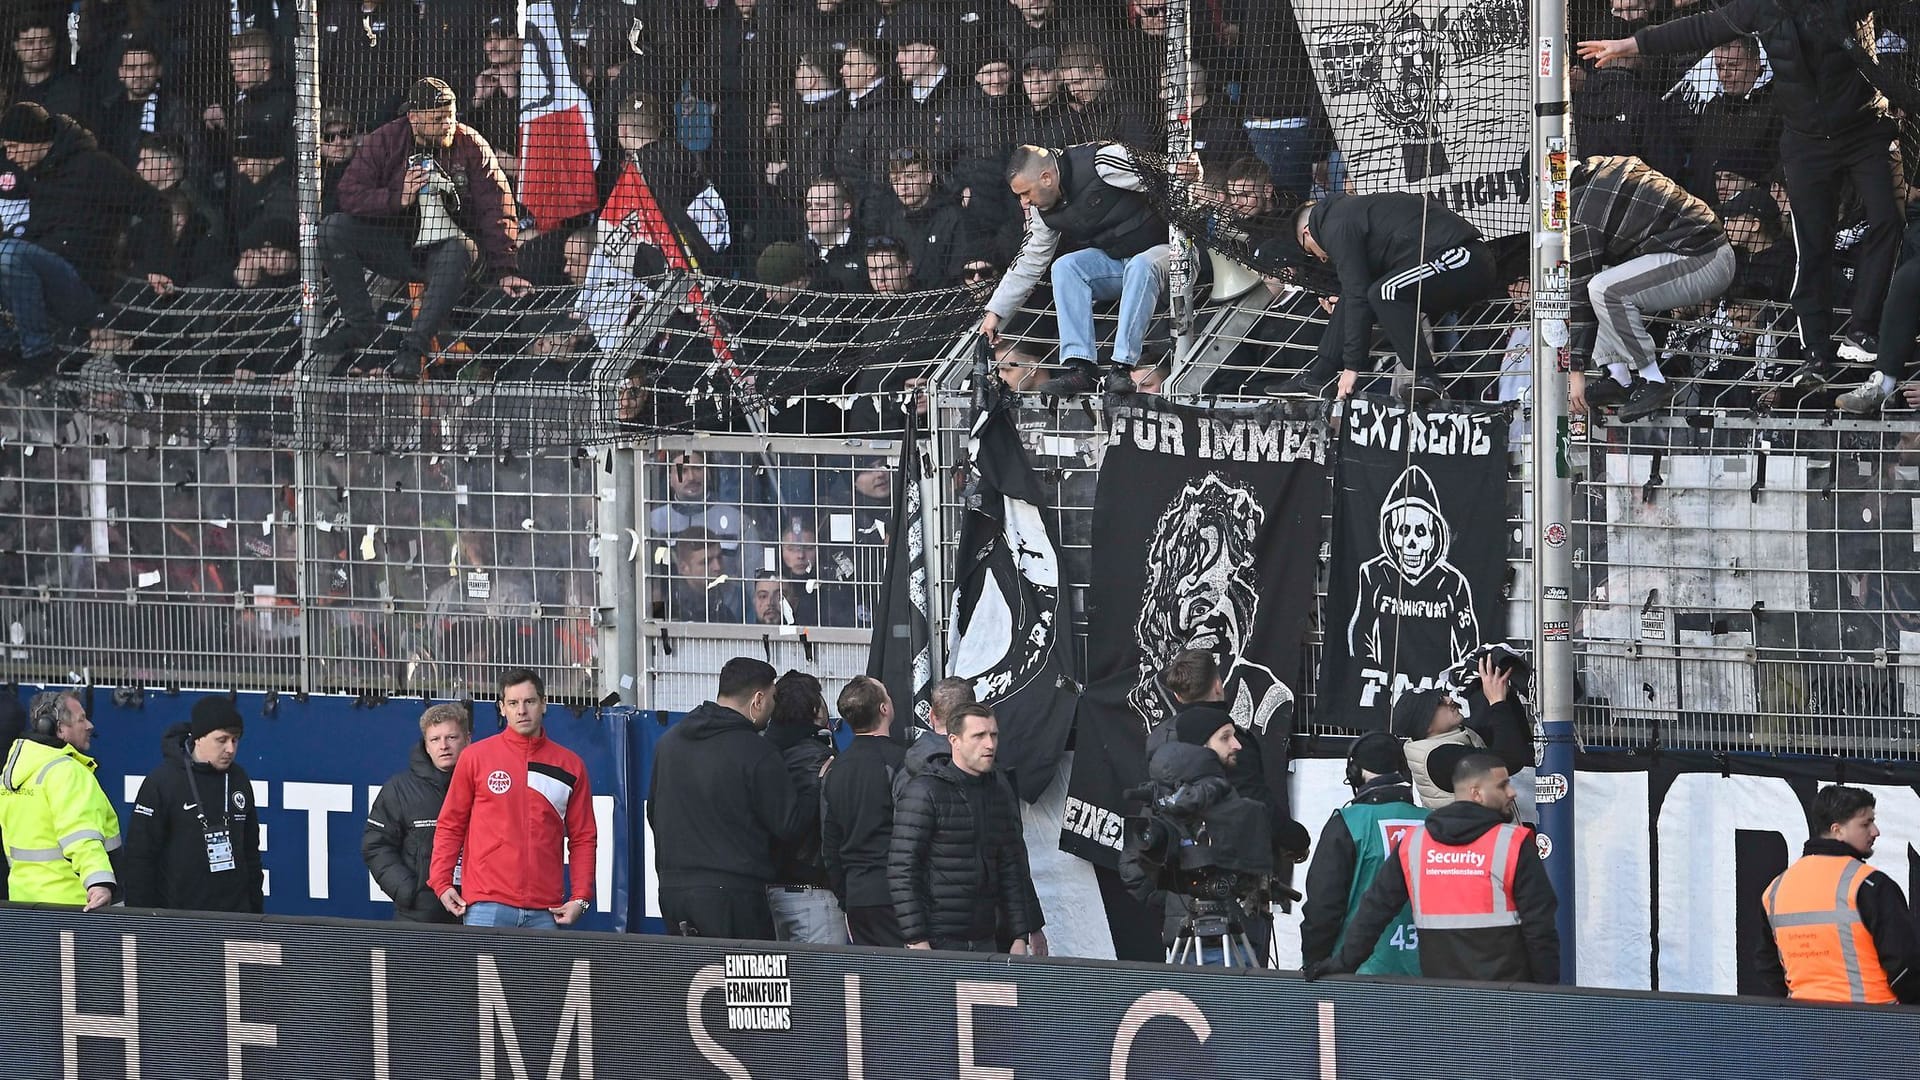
[1207,248,1263,303]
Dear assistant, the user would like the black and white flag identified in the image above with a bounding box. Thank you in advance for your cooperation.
[866,406,935,740]
[1062,399,1326,867]
[944,387,1078,802]
[1323,397,1511,731]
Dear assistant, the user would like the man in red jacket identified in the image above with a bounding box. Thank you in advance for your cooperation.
[430,668,596,929]
[317,76,530,380]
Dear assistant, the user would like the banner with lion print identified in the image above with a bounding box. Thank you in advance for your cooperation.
[1061,399,1325,868]
[1322,397,1511,732]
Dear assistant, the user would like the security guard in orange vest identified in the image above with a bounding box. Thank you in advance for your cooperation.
[1759,785,1919,1004]
[1306,752,1560,983]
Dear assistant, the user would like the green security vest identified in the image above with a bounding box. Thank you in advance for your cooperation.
[1337,799,1429,976]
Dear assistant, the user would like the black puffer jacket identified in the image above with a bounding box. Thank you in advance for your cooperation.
[361,741,458,924]
[895,728,1045,929]
[123,722,263,914]
[765,720,834,887]
[889,758,1037,947]
[1635,0,1884,139]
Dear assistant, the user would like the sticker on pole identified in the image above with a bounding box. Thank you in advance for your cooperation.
[1544,620,1571,641]
[1535,832,1554,859]
[1536,773,1569,803]
[1544,522,1567,547]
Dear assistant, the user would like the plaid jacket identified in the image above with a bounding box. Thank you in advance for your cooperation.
[1568,156,1726,353]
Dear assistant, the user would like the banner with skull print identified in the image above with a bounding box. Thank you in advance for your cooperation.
[1061,399,1325,868]
[1297,0,1529,236]
[1323,397,1510,732]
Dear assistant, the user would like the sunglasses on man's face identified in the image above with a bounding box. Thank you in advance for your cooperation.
[323,128,355,142]
[964,265,996,280]
[1138,4,1167,16]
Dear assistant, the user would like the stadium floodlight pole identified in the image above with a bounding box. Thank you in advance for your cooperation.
[1529,0,1578,986]
[1163,0,1193,372]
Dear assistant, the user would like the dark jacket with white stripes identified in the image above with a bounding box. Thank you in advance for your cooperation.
[1567,156,1727,354]
[1307,194,1482,364]
[362,740,459,924]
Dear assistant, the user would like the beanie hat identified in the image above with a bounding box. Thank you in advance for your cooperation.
[190,696,245,740]
[0,102,55,144]
[1349,730,1408,778]
[755,241,814,285]
[406,77,457,112]
[1391,685,1449,739]
[1173,706,1231,747]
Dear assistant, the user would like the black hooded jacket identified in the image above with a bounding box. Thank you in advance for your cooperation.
[361,740,459,924]
[123,721,263,914]
[648,701,802,889]
[1636,0,1885,139]
[1331,799,1559,982]
[764,720,834,887]
[1307,193,1484,365]
[889,756,1037,946]
[822,733,907,907]
[8,112,165,295]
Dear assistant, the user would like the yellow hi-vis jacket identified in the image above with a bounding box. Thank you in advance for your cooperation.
[0,738,121,904]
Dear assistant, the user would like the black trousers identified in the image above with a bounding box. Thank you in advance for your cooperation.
[845,904,904,947]
[658,883,777,941]
[319,213,478,351]
[1780,119,1901,357]
[1876,249,1920,379]
[1313,240,1496,376]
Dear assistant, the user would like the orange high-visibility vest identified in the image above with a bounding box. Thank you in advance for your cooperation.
[1763,855,1897,1005]
[1398,822,1527,930]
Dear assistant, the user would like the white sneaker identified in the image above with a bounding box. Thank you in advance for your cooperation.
[1837,376,1892,415]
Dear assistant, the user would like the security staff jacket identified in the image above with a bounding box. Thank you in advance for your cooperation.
[1301,777,1427,975]
[0,736,121,904]
[1331,799,1559,982]
[1758,838,1920,1003]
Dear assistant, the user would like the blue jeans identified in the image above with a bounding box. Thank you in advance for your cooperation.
[1051,244,1170,368]
[1245,124,1316,200]
[464,902,559,930]
[767,885,847,945]
[0,239,99,359]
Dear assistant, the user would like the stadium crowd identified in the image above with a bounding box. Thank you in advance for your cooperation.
[0,1,1920,403]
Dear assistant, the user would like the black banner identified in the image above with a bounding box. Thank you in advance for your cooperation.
[867,406,935,740]
[1322,398,1511,732]
[1063,399,1326,866]
[944,387,1078,802]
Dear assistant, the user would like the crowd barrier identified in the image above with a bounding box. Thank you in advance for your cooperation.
[10,902,1913,1080]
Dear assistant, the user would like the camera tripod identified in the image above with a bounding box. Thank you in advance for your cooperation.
[1165,899,1265,968]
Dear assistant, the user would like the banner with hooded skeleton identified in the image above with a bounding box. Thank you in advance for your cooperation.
[1062,399,1325,867]
[1323,397,1511,732]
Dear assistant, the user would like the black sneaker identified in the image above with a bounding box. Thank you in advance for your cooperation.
[1103,366,1138,395]
[1616,378,1676,423]
[1838,329,1880,365]
[1405,373,1446,406]
[1262,368,1338,398]
[1583,374,1635,410]
[1036,360,1101,398]
[314,322,378,359]
[1787,353,1837,390]
[387,343,425,382]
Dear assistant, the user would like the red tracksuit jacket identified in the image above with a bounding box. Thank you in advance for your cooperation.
[428,727,596,910]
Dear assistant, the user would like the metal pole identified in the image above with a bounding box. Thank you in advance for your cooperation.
[291,0,322,697]
[1164,0,1194,375]
[605,446,641,706]
[1529,0,1578,986]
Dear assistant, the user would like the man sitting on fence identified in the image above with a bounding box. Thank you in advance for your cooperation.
[316,77,529,381]
[978,143,1170,398]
